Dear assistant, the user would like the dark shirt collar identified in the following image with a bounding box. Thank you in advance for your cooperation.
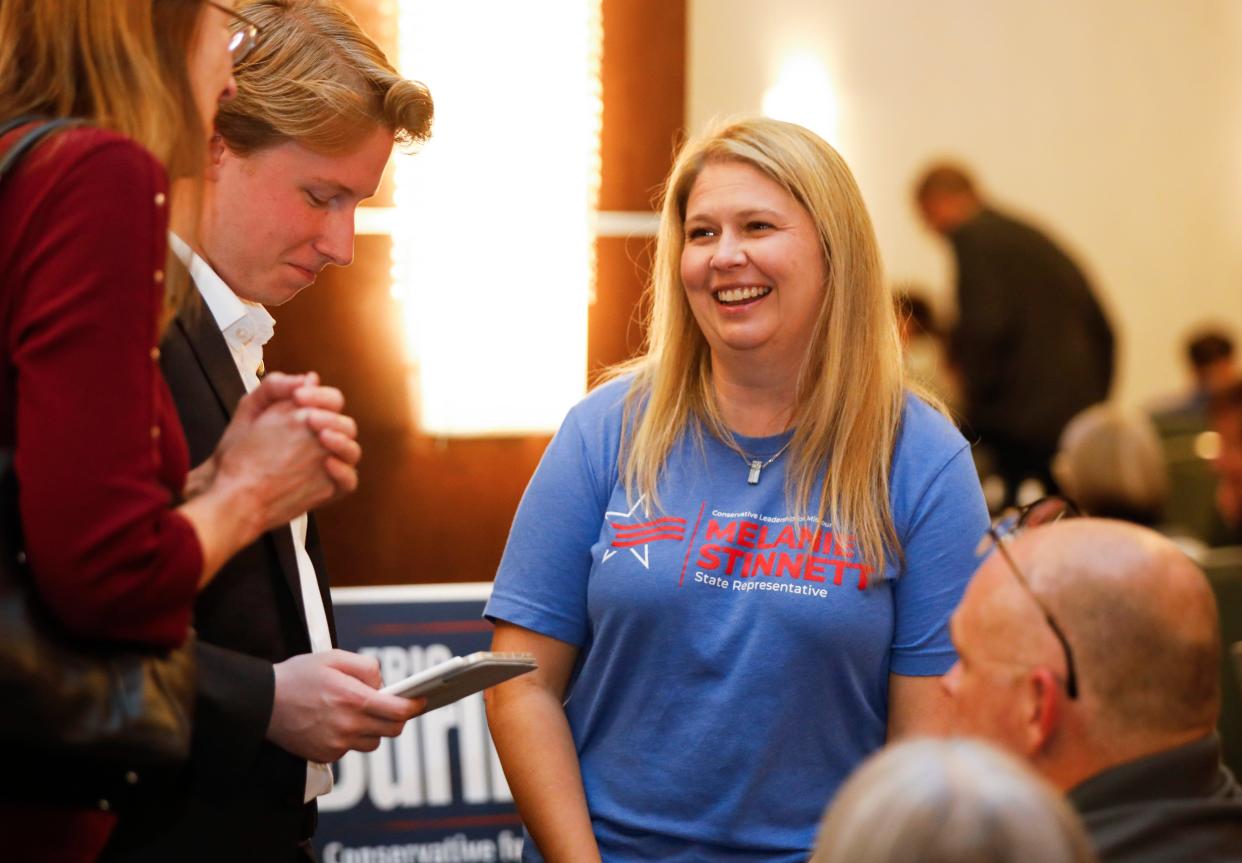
[945,206,996,243]
[1069,734,1240,812]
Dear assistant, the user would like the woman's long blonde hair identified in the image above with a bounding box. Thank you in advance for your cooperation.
[0,0,208,322]
[614,117,908,569]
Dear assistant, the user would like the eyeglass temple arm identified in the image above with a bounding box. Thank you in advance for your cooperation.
[989,532,1079,699]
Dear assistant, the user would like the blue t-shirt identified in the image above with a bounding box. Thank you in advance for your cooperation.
[485,377,988,862]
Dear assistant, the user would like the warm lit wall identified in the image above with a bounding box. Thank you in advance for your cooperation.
[688,0,1242,409]
[265,0,685,585]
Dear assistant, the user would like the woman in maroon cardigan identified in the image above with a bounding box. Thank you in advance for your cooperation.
[0,2,362,859]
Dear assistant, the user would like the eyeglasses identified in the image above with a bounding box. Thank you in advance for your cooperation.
[203,1,262,66]
[976,495,1082,699]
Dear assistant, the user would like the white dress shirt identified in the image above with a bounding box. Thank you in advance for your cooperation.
[170,235,334,802]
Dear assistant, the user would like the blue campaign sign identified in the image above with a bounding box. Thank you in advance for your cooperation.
[314,584,525,863]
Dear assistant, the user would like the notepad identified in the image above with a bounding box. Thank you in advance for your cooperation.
[380,651,537,711]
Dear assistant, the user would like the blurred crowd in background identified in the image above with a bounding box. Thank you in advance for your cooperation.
[901,162,1242,554]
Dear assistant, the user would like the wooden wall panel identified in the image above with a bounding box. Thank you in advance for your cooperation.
[590,235,654,382]
[598,2,686,212]
[265,0,685,586]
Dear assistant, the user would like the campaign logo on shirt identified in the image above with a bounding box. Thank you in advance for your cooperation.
[601,497,873,597]
[601,495,687,569]
[690,512,873,591]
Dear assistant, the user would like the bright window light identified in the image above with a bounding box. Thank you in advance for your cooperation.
[392,1,603,436]
[761,52,839,145]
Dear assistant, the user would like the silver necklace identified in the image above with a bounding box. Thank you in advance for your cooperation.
[734,438,793,485]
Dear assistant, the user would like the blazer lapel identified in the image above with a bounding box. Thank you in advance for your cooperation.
[174,297,247,419]
[174,294,312,633]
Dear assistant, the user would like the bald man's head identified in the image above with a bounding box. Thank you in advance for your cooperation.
[1017,520,1220,739]
[945,519,1221,784]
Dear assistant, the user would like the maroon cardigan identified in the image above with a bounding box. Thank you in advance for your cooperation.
[0,124,203,861]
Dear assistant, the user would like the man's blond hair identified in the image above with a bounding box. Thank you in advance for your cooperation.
[219,0,433,155]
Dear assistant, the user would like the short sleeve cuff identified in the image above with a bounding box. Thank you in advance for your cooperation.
[889,648,957,677]
[484,591,588,647]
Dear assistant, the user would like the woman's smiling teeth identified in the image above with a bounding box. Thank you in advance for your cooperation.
[714,285,772,305]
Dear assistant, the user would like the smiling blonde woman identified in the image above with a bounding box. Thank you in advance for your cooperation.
[484,117,989,862]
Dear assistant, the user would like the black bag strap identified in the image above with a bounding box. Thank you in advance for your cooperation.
[0,115,45,138]
[0,117,79,183]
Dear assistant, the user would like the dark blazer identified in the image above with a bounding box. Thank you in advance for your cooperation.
[1069,734,1242,863]
[949,207,1115,452]
[103,293,338,863]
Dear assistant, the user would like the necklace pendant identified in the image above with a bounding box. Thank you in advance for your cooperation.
[747,459,763,485]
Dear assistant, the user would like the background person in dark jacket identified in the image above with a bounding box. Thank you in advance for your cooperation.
[915,164,1114,507]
